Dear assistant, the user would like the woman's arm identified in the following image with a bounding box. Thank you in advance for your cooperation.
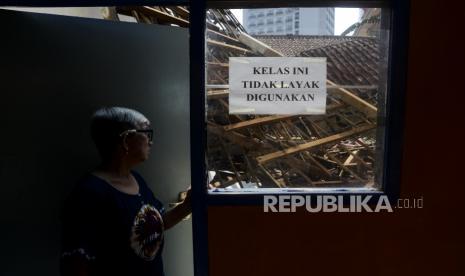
[162,190,192,230]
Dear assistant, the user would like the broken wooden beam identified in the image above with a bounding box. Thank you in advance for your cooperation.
[122,6,190,27]
[258,164,284,188]
[171,6,189,18]
[340,144,371,168]
[206,62,229,68]
[207,122,264,150]
[327,152,365,182]
[207,29,240,44]
[256,124,376,164]
[237,31,284,56]
[207,90,229,99]
[222,102,345,131]
[207,39,252,54]
[327,80,377,119]
[307,155,332,177]
[224,115,297,131]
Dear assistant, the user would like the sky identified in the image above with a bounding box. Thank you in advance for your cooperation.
[231,8,361,35]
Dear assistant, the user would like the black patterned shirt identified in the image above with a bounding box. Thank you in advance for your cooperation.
[60,171,165,276]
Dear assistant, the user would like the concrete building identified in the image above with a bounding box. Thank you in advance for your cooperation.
[243,8,335,35]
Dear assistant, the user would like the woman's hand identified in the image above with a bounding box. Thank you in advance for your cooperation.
[182,188,192,206]
[163,188,192,230]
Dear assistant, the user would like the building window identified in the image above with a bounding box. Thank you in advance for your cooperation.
[204,5,406,202]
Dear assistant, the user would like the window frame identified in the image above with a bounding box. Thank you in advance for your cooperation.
[191,0,410,203]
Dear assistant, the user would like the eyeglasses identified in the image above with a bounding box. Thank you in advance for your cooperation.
[119,129,154,142]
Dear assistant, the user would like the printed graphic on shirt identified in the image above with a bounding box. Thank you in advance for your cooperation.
[130,204,164,261]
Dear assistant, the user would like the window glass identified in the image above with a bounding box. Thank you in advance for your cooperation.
[206,7,390,192]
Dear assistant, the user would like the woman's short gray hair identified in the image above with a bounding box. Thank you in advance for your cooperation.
[91,107,148,160]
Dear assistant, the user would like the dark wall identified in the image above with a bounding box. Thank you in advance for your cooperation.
[0,9,192,276]
[207,1,465,275]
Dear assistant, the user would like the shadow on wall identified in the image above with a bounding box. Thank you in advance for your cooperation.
[0,9,192,276]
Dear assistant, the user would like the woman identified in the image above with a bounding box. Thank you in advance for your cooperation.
[60,107,191,276]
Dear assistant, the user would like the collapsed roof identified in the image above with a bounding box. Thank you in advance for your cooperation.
[109,7,384,189]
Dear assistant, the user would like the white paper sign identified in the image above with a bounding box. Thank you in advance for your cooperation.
[229,57,327,115]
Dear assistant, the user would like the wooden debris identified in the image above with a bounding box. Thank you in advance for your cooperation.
[256,124,376,164]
